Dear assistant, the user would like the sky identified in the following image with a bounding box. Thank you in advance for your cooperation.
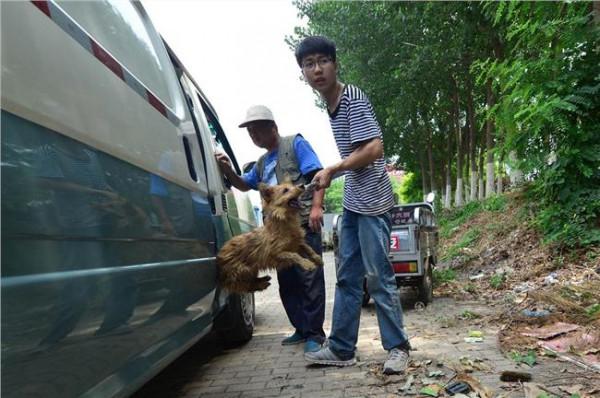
[143,0,341,171]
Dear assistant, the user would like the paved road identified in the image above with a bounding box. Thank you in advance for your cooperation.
[135,252,595,398]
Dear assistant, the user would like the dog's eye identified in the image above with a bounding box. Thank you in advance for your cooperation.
[283,188,289,193]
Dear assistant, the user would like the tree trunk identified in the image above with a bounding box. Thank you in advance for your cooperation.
[427,140,436,195]
[445,128,452,209]
[508,151,524,186]
[478,146,485,201]
[420,154,428,201]
[497,156,504,194]
[466,75,478,202]
[485,79,496,198]
[452,77,464,207]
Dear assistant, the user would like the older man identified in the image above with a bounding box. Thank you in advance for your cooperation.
[215,105,326,353]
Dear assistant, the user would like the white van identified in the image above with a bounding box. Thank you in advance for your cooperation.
[1,1,256,396]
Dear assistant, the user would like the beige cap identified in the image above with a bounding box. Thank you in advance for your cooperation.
[238,105,275,128]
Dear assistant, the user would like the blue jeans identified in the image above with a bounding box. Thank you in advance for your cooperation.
[277,228,326,343]
[329,209,408,359]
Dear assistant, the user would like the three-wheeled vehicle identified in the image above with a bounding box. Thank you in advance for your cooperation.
[333,194,438,306]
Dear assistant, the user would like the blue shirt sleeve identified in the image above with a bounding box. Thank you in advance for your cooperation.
[150,174,169,197]
[293,135,322,175]
[241,163,259,190]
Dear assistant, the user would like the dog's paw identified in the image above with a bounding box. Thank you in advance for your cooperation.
[254,281,271,291]
[314,257,324,267]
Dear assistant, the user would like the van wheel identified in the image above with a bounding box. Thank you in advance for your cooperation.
[215,292,255,346]
[417,263,433,305]
[362,279,370,307]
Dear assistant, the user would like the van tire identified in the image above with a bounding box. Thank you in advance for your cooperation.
[417,262,433,305]
[215,292,255,347]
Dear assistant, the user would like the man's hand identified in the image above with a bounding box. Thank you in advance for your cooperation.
[311,168,334,190]
[215,152,233,174]
[309,205,323,232]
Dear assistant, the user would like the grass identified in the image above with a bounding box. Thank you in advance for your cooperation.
[438,194,508,239]
[442,228,481,261]
[490,273,506,289]
[433,268,457,286]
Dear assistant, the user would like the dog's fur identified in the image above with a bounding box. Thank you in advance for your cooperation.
[217,181,323,293]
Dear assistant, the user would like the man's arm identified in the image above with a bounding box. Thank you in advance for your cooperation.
[215,152,252,192]
[311,137,383,189]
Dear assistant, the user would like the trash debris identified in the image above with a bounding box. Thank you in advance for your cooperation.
[499,370,532,382]
[420,384,443,397]
[521,322,579,339]
[428,370,445,378]
[455,373,492,398]
[464,337,484,343]
[468,330,483,338]
[457,356,491,373]
[539,330,600,372]
[543,272,559,286]
[523,383,546,398]
[399,375,414,391]
[469,273,485,281]
[521,309,551,318]
[445,381,471,395]
[513,282,534,293]
[558,385,584,396]
[414,301,426,311]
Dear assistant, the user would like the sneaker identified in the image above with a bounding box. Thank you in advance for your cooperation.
[304,346,356,367]
[281,331,305,346]
[383,347,409,374]
[304,340,322,353]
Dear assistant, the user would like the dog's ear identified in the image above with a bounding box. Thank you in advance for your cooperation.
[258,183,272,202]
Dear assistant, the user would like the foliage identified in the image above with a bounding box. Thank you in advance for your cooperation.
[433,268,456,286]
[439,201,483,239]
[474,2,600,248]
[442,228,481,260]
[398,172,422,204]
[489,273,506,289]
[510,350,537,367]
[290,1,600,250]
[324,178,344,213]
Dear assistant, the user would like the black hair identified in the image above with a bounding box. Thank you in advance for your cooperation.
[295,36,336,67]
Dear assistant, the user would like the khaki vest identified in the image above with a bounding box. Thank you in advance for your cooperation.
[256,134,316,225]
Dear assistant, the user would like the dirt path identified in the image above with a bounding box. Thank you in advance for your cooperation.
[136,252,598,397]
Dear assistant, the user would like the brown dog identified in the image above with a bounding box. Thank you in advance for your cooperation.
[217,181,323,293]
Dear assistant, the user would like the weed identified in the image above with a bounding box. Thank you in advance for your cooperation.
[586,303,600,317]
[482,195,507,212]
[464,283,478,294]
[433,268,456,286]
[460,310,481,320]
[490,273,506,289]
[510,350,537,367]
[442,228,481,261]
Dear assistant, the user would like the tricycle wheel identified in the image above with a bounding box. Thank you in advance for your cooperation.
[417,262,433,305]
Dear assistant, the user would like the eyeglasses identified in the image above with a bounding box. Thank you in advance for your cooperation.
[301,57,332,71]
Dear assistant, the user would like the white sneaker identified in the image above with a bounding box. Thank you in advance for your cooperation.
[383,347,409,374]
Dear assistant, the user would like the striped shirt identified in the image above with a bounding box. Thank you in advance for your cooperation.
[328,85,394,215]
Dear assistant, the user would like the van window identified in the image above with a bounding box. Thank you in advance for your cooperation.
[56,0,183,117]
[198,95,241,175]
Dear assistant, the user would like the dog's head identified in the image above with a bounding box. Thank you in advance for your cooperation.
[259,181,304,221]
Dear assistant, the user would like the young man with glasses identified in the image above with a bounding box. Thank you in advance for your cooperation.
[295,36,411,374]
[215,105,326,353]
